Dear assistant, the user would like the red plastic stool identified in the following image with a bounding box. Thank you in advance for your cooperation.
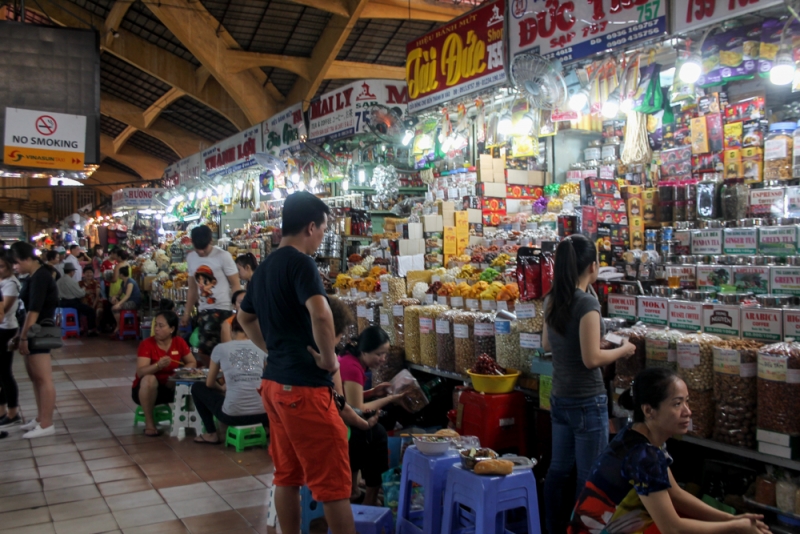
[57,308,81,339]
[456,389,527,456]
[118,310,139,340]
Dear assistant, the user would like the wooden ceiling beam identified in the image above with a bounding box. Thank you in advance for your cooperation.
[142,87,186,128]
[32,0,251,131]
[145,0,280,125]
[100,134,167,179]
[225,50,312,78]
[102,0,134,48]
[287,0,372,108]
[85,164,141,194]
[328,61,405,80]
[289,0,468,21]
[112,125,137,154]
[290,0,351,16]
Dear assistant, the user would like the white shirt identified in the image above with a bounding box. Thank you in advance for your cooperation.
[0,276,21,330]
[64,254,82,280]
[186,246,238,311]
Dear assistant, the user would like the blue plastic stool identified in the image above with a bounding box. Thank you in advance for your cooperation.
[118,309,139,340]
[329,504,394,534]
[301,485,325,534]
[57,308,81,338]
[396,446,460,534]
[440,465,541,534]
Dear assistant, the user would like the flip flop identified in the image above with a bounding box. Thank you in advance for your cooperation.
[143,428,161,437]
[193,435,220,445]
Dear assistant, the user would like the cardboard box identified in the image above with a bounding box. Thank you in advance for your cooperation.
[469,223,484,236]
[466,208,483,224]
[492,155,505,171]
[476,182,507,197]
[407,222,423,240]
[492,168,506,182]
[506,169,529,185]
[463,196,507,212]
[443,227,457,255]
[422,214,443,233]
[482,210,506,226]
[529,170,548,186]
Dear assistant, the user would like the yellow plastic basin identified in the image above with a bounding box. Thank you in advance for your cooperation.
[467,369,520,394]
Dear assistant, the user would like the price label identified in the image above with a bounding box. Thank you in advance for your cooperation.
[677,343,701,369]
[691,229,723,255]
[454,324,470,338]
[516,302,537,319]
[481,300,496,311]
[496,301,509,312]
[771,267,800,296]
[393,305,404,317]
[425,294,434,305]
[475,323,494,336]
[495,320,511,335]
[741,308,782,342]
[357,291,367,299]
[714,348,742,375]
[638,296,669,326]
[419,317,433,334]
[724,228,758,255]
[381,283,388,294]
[758,353,788,382]
[466,298,479,310]
[380,314,390,326]
[703,304,742,337]
[608,294,637,321]
[673,0,782,33]
[436,319,450,335]
[520,333,541,349]
[357,306,368,318]
[668,300,704,331]
[450,296,464,308]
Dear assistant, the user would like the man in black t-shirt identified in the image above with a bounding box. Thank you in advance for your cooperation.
[239,192,355,534]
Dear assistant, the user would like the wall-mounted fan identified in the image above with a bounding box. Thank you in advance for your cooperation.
[511,54,568,110]
[253,153,286,176]
[367,105,405,144]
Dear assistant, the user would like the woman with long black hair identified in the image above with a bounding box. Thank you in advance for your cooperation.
[0,250,21,428]
[11,241,60,439]
[541,234,636,533]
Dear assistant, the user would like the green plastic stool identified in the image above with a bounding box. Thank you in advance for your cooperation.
[225,424,268,452]
[134,405,172,427]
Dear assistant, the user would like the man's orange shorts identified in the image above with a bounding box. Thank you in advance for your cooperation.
[260,379,351,503]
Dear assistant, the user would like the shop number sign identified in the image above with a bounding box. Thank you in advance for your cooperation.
[671,0,782,34]
[508,0,667,64]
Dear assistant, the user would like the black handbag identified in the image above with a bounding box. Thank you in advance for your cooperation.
[27,319,63,351]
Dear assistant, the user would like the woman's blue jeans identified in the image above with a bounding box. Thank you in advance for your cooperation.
[544,393,608,534]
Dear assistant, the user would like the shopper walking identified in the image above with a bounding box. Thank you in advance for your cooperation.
[0,250,21,428]
[11,241,59,439]
[542,234,636,534]
[239,191,356,534]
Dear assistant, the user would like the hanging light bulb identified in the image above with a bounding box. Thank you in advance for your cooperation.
[290,173,300,184]
[679,53,703,84]
[342,179,349,191]
[771,50,796,85]
[602,89,620,119]
[402,130,414,146]
[272,188,282,200]
[309,178,318,189]
[187,191,196,201]
[497,111,513,136]
[568,88,589,112]
[358,168,366,184]
[297,182,306,191]
[620,97,635,114]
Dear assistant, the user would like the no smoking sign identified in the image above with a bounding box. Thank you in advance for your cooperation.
[35,115,57,136]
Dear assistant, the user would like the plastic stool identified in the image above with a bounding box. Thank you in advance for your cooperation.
[57,308,81,339]
[440,465,541,534]
[225,424,268,452]
[328,505,394,534]
[118,309,139,340]
[396,446,460,534]
[301,485,325,534]
[170,382,203,437]
[133,405,172,427]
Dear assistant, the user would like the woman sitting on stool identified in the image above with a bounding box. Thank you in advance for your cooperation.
[191,316,269,445]
[132,310,196,436]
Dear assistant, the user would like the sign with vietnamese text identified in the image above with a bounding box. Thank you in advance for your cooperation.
[163,153,204,187]
[111,188,164,210]
[638,296,668,326]
[608,294,637,321]
[201,125,261,178]
[671,0,782,34]
[405,0,506,113]
[668,300,703,331]
[263,103,306,156]
[4,108,86,170]
[508,0,667,64]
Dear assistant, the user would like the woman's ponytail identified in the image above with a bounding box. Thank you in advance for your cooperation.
[545,234,597,336]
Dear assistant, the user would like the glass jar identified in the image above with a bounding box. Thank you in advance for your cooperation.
[697,175,722,219]
[765,122,795,181]
[721,180,749,221]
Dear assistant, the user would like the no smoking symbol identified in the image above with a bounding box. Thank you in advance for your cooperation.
[35,115,57,136]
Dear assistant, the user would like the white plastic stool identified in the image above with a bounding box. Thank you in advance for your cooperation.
[170,381,204,437]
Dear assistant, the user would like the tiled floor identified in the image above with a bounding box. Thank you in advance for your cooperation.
[0,337,321,534]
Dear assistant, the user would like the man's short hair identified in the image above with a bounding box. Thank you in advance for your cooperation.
[282,191,331,236]
[46,250,58,262]
[191,225,213,250]
[69,244,79,251]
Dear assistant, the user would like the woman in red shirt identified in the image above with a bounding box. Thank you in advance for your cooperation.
[132,310,196,436]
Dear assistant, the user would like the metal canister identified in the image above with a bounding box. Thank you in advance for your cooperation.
[755,294,793,307]
[776,217,798,226]
[618,285,639,296]
[604,317,629,332]
[682,289,717,301]
[660,226,674,241]
[732,255,749,265]
[651,285,681,298]
[749,255,775,265]
[699,220,724,229]
[660,241,675,255]
[711,255,731,265]
[787,256,800,266]
[645,242,656,251]
[718,292,753,304]
[645,229,658,242]
[679,254,696,264]
[739,218,764,227]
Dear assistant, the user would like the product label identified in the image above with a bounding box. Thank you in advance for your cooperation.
[454,324,469,338]
[750,188,786,216]
[714,347,741,375]
[520,333,541,349]
[475,323,494,336]
[436,319,450,335]
[608,294,637,320]
[357,306,368,318]
[419,317,433,334]
[424,294,434,304]
[758,353,788,382]
[450,296,464,308]
[783,309,800,338]
[516,302,537,319]
[788,369,800,384]
[393,305,404,317]
[675,229,692,251]
[380,314,390,326]
[496,300,508,312]
[357,291,367,298]
[771,267,800,295]
[703,304,742,337]
[691,229,723,254]
[696,265,733,290]
[495,320,511,335]
[741,308,782,342]
[481,299,496,311]
[765,138,789,160]
[732,266,771,294]
[788,186,800,216]
[677,343,701,369]
[724,228,758,254]
[668,300,704,331]
[759,226,798,256]
[638,296,669,326]
[466,298,479,310]
[647,337,670,361]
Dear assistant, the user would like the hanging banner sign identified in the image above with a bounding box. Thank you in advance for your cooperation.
[307,80,408,143]
[4,108,87,171]
[508,0,667,64]
[263,103,307,156]
[670,0,782,34]
[201,124,261,178]
[405,0,506,113]
[163,152,204,187]
[111,188,164,210]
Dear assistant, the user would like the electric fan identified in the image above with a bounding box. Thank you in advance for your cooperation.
[253,153,286,176]
[511,54,568,110]
[366,105,406,144]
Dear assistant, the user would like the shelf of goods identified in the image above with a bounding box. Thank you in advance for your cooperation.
[679,435,800,472]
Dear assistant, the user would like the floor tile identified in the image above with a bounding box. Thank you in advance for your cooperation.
[105,489,165,511]
[0,523,55,534]
[48,496,110,521]
[0,457,36,471]
[158,482,217,503]
[98,478,154,497]
[113,504,178,529]
[168,494,231,519]
[0,467,40,483]
[38,461,89,479]
[139,462,192,477]
[81,446,127,460]
[220,488,268,510]
[0,505,52,530]
[53,512,118,534]
[32,443,78,457]
[93,466,145,484]
[45,483,102,505]
[0,479,42,497]
[194,465,248,482]
[0,491,47,513]
[208,476,266,496]
[86,455,136,471]
[76,438,121,451]
[129,450,182,465]
[120,519,189,534]
[180,510,252,534]
[42,473,95,491]
[1,447,34,460]
[36,452,83,467]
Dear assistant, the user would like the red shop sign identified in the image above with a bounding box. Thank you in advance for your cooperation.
[671,0,782,34]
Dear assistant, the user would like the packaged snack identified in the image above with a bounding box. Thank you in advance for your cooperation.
[724,121,743,149]
[759,18,783,77]
[699,33,722,87]
[720,24,761,82]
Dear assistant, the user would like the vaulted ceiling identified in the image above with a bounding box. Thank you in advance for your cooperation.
[5,0,470,189]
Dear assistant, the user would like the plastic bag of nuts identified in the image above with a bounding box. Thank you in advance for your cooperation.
[419,305,448,368]
[379,306,394,345]
[757,340,800,435]
[615,326,647,378]
[515,300,544,333]
[646,328,686,370]
[519,331,543,378]
[713,404,756,448]
[687,388,714,438]
[496,320,522,371]
[404,305,424,364]
[453,311,478,375]
[372,346,405,384]
[357,297,380,334]
[436,310,456,372]
[711,339,760,448]
[385,277,407,306]
[474,312,496,361]
[677,333,721,391]
[338,296,359,344]
[392,298,420,350]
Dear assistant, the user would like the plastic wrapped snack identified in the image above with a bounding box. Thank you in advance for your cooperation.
[615,326,647,380]
[646,328,685,370]
[379,306,394,345]
[389,369,430,413]
[453,310,478,375]
[404,305,424,364]
[757,340,800,435]
[436,310,457,372]
[496,320,522,371]
[677,332,721,391]
[711,339,761,449]
[338,296,359,344]
[357,297,380,334]
[419,305,449,368]
[474,312,497,361]
[392,298,420,350]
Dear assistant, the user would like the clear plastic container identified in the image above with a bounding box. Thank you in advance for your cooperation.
[792,120,800,178]
[765,122,795,181]
[721,180,749,221]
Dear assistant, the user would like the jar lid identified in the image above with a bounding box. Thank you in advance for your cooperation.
[770,122,797,131]
[718,292,752,304]
[651,286,680,298]
[755,294,792,307]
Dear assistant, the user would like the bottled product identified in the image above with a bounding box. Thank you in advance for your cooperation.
[792,120,800,178]
[765,122,795,181]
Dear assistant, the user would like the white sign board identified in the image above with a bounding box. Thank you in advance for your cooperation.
[263,103,307,156]
[201,124,261,178]
[670,0,782,34]
[112,188,164,210]
[4,107,87,170]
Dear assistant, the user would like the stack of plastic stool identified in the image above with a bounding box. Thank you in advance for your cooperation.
[225,424,268,452]
[133,405,172,427]
[118,310,139,340]
[396,446,460,534]
[328,504,394,534]
[440,465,541,534]
[169,382,203,437]
[57,308,81,339]
[301,485,325,534]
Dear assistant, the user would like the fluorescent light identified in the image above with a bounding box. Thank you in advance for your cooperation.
[309,178,318,189]
[497,111,512,136]
[602,89,620,119]
[679,54,702,84]
[513,113,534,135]
[358,169,366,184]
[771,51,796,85]
[272,188,282,200]
[402,130,414,146]
[342,179,349,192]
[568,89,589,112]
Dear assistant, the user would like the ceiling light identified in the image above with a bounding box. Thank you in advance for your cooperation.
[620,97,634,114]
[309,178,318,189]
[602,89,620,119]
[358,169,366,184]
[290,173,300,184]
[679,53,702,84]
[497,111,512,136]
[513,113,534,135]
[272,188,282,200]
[342,179,349,192]
[402,130,414,146]
[771,50,796,85]
[568,89,589,112]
